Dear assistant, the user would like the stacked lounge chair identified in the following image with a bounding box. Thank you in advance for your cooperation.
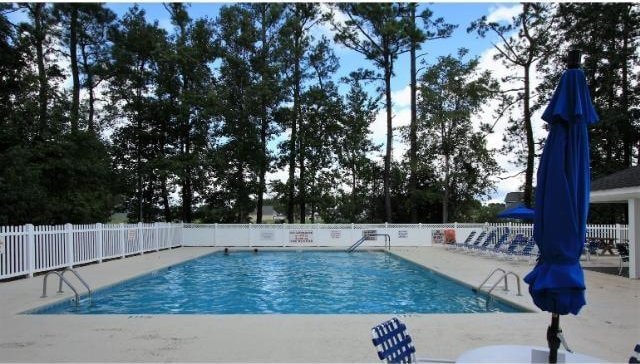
[467,230,497,253]
[450,231,476,250]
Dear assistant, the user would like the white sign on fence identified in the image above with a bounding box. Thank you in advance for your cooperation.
[363,230,377,241]
[260,231,275,241]
[0,237,4,255]
[431,229,444,244]
[128,230,137,242]
[289,230,313,244]
[330,230,341,239]
[398,230,408,239]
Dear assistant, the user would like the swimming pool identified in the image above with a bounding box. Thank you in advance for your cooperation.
[29,250,522,314]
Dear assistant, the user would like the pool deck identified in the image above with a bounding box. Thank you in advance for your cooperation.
[1,246,638,362]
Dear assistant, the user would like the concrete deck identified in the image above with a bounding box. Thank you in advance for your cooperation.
[0,246,638,362]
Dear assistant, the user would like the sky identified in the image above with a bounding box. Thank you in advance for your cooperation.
[12,2,539,206]
[108,2,530,205]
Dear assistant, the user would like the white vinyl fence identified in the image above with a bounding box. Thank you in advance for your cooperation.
[0,223,182,280]
[0,221,628,281]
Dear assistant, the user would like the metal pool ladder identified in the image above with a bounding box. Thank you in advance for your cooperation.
[474,267,523,297]
[347,234,391,253]
[42,268,92,305]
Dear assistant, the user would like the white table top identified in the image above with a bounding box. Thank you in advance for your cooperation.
[456,345,603,363]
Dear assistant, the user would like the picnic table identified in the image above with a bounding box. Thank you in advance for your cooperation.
[586,236,619,255]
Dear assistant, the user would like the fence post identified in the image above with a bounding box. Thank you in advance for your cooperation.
[615,223,621,245]
[65,223,74,268]
[154,222,159,252]
[248,223,253,247]
[180,222,184,247]
[214,223,218,246]
[282,223,286,247]
[120,223,126,258]
[351,223,355,247]
[138,222,144,255]
[26,224,35,277]
[96,223,103,263]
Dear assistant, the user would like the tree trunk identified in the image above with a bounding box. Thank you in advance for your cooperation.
[383,60,393,223]
[136,63,144,223]
[80,44,95,132]
[178,22,192,223]
[287,34,301,223]
[258,108,267,223]
[523,64,535,208]
[69,5,80,132]
[33,4,48,138]
[257,10,268,224]
[299,145,306,223]
[408,6,418,223]
[161,178,171,222]
[620,6,631,167]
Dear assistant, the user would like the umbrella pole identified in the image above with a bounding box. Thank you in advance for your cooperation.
[547,313,560,363]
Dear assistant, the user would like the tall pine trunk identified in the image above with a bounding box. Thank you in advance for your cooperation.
[80,44,95,132]
[408,6,418,223]
[69,5,80,132]
[383,60,393,223]
[523,64,535,208]
[287,35,301,223]
[33,4,48,138]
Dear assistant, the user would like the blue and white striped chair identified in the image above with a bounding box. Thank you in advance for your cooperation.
[371,317,453,363]
[630,342,640,363]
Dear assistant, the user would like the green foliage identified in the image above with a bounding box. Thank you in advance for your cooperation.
[537,3,640,177]
[416,50,501,222]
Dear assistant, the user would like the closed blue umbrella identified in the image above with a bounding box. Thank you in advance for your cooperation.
[497,204,535,220]
[523,50,598,363]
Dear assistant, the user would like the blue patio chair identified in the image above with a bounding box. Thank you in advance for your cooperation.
[583,238,599,260]
[617,243,630,276]
[629,342,640,363]
[371,317,454,363]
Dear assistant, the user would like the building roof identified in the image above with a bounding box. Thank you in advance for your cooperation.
[591,166,640,191]
[504,192,523,203]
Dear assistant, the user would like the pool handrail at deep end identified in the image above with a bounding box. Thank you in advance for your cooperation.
[347,234,391,253]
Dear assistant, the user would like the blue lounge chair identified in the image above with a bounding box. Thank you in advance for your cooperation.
[462,230,486,251]
[518,238,539,263]
[481,232,510,256]
[450,231,476,250]
[467,230,496,253]
[501,234,528,259]
[371,317,454,363]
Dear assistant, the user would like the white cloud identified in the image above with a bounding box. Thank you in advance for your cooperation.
[486,5,522,24]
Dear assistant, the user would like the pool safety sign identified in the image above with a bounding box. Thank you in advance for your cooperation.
[289,230,314,244]
[431,229,444,244]
[330,230,341,239]
[363,230,377,240]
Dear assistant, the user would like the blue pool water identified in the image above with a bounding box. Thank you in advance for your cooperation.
[29,251,522,314]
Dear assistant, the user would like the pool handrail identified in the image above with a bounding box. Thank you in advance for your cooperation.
[347,234,391,253]
[42,271,79,304]
[58,268,92,302]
